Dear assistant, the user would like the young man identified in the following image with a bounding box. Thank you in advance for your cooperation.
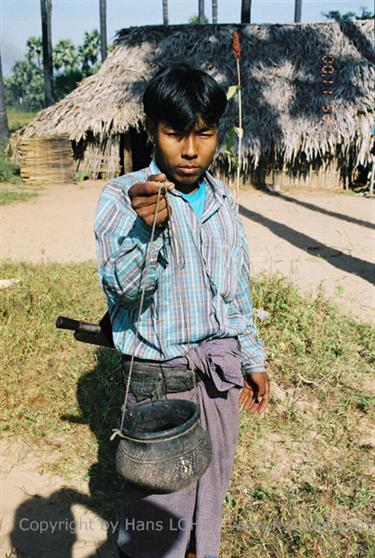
[94,63,270,558]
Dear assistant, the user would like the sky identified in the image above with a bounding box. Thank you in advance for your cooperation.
[0,0,372,76]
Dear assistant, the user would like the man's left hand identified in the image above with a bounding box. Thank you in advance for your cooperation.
[239,371,270,414]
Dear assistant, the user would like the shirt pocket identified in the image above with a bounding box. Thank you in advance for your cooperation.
[203,237,242,303]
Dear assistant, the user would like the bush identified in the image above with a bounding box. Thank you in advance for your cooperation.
[0,144,20,183]
[74,169,91,182]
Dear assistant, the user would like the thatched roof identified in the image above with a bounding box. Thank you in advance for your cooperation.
[10,20,375,170]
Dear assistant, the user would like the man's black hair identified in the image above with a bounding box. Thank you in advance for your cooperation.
[143,62,227,134]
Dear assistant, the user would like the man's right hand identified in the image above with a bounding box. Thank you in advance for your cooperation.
[128,173,174,229]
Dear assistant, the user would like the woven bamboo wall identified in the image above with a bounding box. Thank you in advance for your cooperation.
[216,158,344,192]
[78,137,121,180]
[20,135,75,186]
[266,159,343,190]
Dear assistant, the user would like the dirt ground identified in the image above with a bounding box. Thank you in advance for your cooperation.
[0,180,374,557]
[1,180,374,322]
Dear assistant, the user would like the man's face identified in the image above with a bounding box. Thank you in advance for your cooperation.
[147,117,218,187]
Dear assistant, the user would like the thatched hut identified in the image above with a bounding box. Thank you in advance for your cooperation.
[9,20,374,189]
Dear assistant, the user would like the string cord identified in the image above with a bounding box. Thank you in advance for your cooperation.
[110,181,199,441]
[111,182,167,441]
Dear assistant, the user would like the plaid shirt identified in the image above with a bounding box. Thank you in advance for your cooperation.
[94,159,266,374]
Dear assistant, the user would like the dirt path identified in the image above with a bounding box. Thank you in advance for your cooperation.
[0,180,374,322]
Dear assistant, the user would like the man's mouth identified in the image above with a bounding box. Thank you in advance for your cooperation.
[177,165,201,175]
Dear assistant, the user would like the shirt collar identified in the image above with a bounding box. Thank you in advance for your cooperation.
[146,158,227,200]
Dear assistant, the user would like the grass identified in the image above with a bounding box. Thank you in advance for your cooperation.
[0,261,374,557]
[0,110,37,187]
[7,109,37,133]
[0,186,39,205]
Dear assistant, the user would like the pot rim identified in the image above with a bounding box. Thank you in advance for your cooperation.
[120,399,200,441]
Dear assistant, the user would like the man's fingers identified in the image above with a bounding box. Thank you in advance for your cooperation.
[132,195,168,210]
[142,207,169,228]
[131,193,160,207]
[257,395,269,413]
[248,401,259,413]
[250,390,269,414]
[240,385,254,411]
[240,385,269,414]
[129,180,169,198]
[137,203,169,220]
[239,385,253,401]
[257,379,270,413]
[148,173,167,182]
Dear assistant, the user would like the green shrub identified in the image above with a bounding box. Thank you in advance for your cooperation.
[0,145,20,183]
[75,169,91,182]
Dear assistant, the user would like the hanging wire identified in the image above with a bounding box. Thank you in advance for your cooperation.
[110,181,168,441]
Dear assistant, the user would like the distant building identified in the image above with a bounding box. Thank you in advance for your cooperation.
[9,20,375,190]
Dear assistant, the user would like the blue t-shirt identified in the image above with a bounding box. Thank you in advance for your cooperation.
[179,180,206,220]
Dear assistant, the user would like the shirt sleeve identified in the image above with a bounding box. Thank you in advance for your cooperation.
[93,182,170,309]
[229,200,267,375]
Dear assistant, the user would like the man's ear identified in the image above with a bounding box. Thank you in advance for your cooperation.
[145,117,156,143]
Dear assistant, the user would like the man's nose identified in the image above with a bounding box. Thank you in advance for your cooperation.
[181,135,197,159]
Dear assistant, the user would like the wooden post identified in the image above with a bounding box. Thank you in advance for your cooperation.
[369,154,374,196]
[122,133,133,174]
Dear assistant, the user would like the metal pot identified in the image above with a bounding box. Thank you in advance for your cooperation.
[115,399,212,493]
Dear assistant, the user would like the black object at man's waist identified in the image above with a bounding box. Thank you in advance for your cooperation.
[121,355,202,401]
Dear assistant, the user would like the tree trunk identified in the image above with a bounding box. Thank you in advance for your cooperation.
[212,0,218,23]
[100,0,107,62]
[162,0,169,25]
[40,0,54,107]
[0,47,9,142]
[294,0,302,22]
[241,0,252,23]
[199,0,205,23]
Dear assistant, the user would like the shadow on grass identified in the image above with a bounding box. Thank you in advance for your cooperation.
[9,346,182,557]
[9,348,123,557]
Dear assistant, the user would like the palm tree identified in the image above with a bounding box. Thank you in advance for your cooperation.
[26,37,43,69]
[162,0,169,25]
[294,0,302,23]
[0,47,9,142]
[78,30,101,75]
[198,0,205,23]
[53,39,79,72]
[40,0,54,106]
[99,0,107,62]
[212,0,218,23]
[321,9,372,22]
[241,0,252,23]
